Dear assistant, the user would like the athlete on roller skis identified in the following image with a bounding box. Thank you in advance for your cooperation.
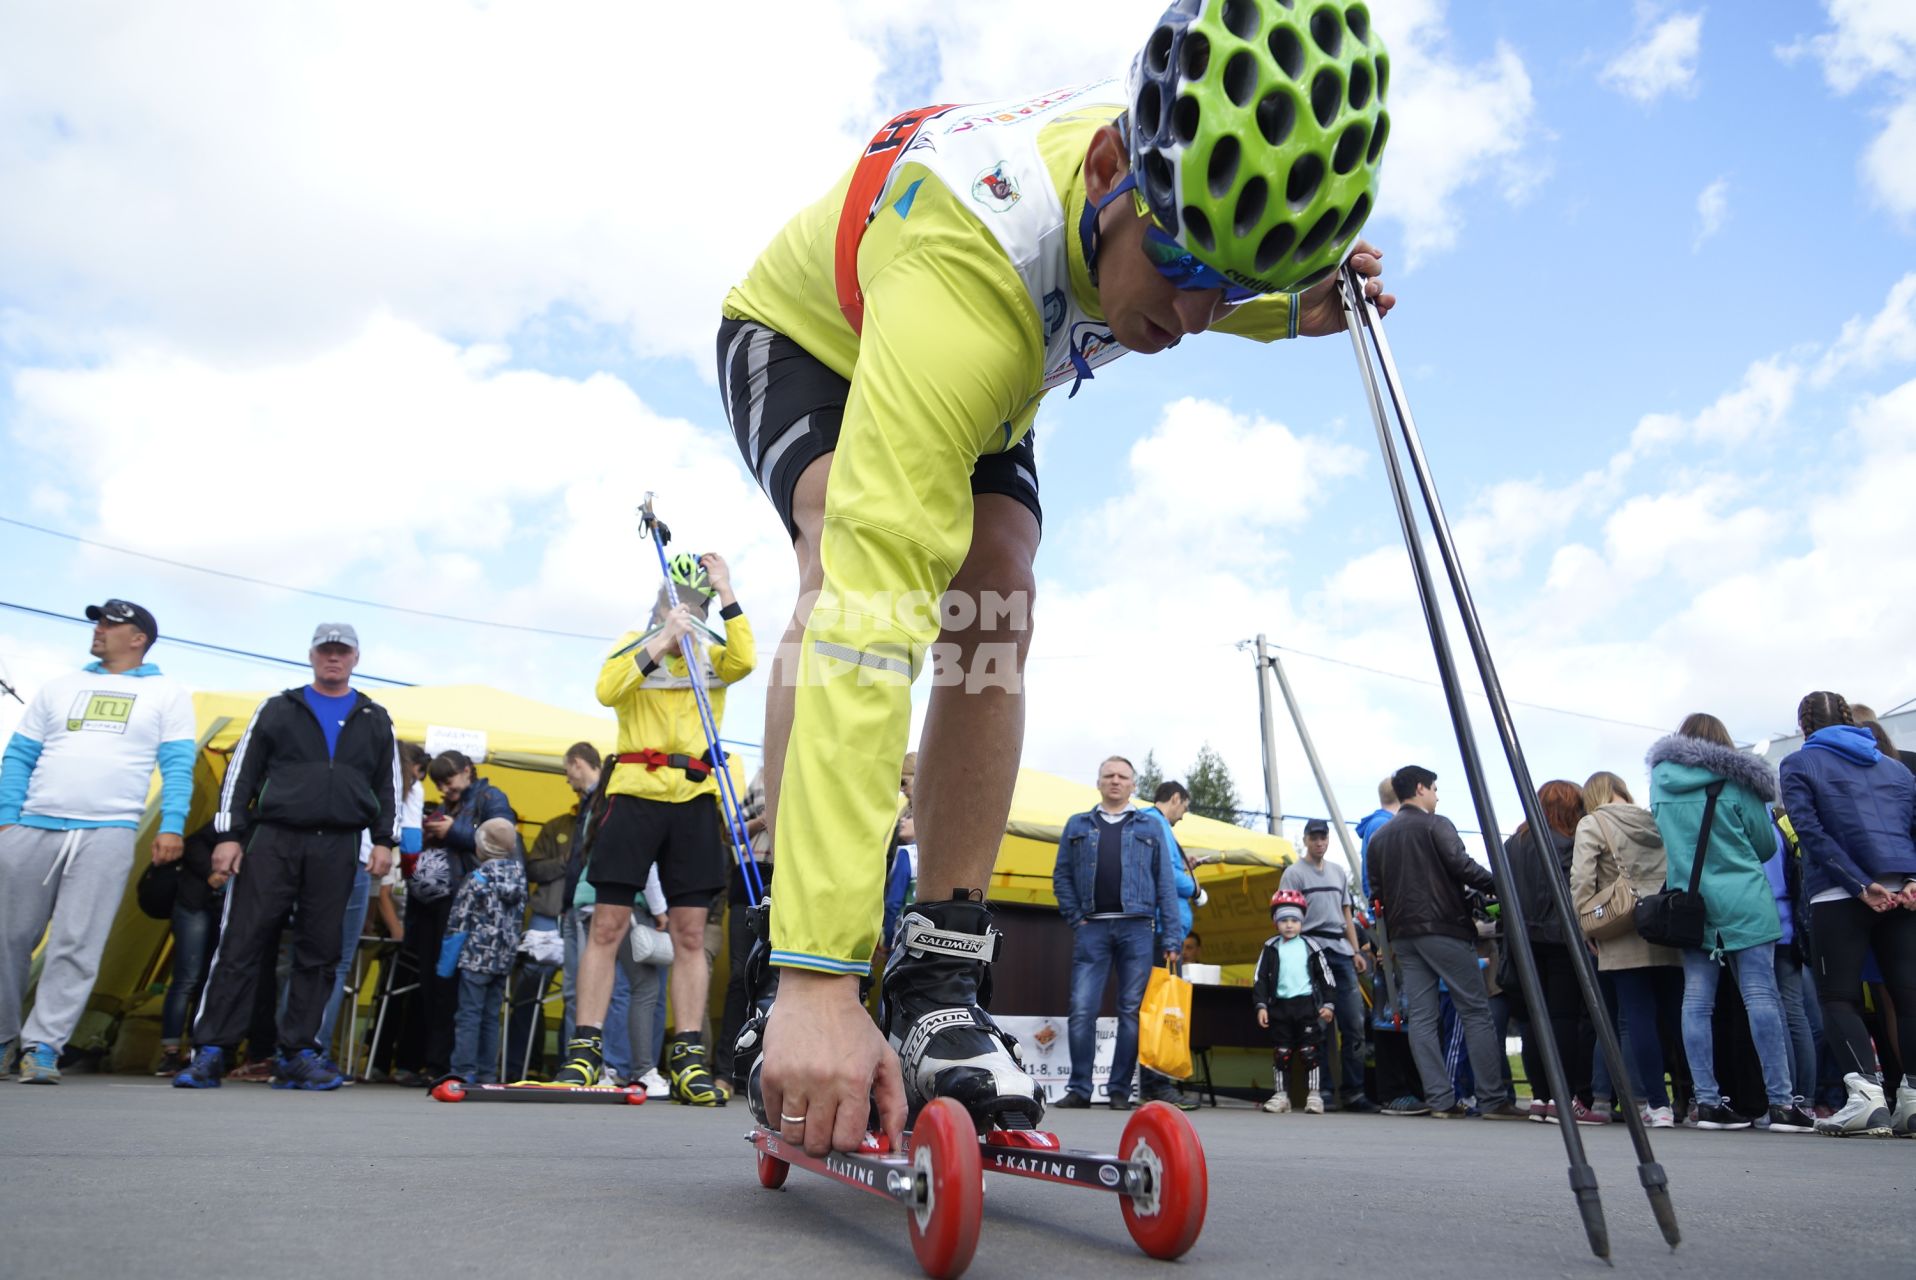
[721,0,1396,1157]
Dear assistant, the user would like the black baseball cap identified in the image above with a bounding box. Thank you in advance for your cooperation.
[1302,818,1330,836]
[85,599,159,645]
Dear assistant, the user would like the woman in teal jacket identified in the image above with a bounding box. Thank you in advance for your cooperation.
[1648,713,1810,1133]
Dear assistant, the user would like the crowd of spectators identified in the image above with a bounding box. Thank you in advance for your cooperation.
[1352,696,1916,1137]
[5,598,1914,1147]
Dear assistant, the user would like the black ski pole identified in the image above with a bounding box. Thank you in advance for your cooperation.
[1337,270,1611,1263]
[1342,265,1679,1250]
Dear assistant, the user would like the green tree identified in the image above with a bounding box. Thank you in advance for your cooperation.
[1186,741,1248,827]
[1135,750,1163,804]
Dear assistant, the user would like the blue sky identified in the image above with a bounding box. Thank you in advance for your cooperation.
[3,1,1913,850]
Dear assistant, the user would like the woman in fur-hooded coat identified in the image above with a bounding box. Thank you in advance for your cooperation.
[1647,727,1783,957]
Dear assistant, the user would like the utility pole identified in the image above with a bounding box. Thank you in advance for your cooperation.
[1267,647,1359,874]
[1254,634,1281,835]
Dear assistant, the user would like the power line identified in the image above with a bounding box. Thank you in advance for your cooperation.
[1256,640,1671,735]
[0,600,416,687]
[0,514,607,642]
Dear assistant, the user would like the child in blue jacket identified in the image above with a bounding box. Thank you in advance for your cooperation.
[440,818,527,1083]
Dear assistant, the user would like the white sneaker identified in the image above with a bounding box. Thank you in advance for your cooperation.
[638,1068,669,1099]
[1815,1072,1893,1137]
[1891,1082,1916,1138]
[1304,1091,1325,1115]
[1640,1105,1675,1129]
[1262,1092,1291,1114]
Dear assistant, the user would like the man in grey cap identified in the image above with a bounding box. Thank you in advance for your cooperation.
[1279,817,1376,1111]
[174,624,399,1090]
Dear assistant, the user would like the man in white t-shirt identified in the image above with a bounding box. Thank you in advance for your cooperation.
[0,599,196,1082]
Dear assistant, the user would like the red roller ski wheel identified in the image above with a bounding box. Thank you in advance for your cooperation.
[906,1098,983,1279]
[1118,1100,1207,1260]
[429,1079,465,1102]
[756,1147,790,1189]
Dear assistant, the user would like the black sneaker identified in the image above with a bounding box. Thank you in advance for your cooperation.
[1052,1092,1091,1109]
[1108,1095,1134,1111]
[153,1047,187,1077]
[1429,1103,1471,1119]
[1342,1096,1380,1114]
[1695,1102,1751,1130]
[1768,1103,1816,1133]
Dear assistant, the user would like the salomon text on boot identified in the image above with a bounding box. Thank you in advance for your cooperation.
[880,891,1044,1132]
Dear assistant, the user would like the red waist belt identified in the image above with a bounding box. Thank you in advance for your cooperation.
[833,102,955,336]
[617,749,712,780]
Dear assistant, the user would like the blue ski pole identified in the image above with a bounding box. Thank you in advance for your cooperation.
[637,493,765,907]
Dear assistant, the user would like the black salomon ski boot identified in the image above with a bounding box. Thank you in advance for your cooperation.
[880,891,1044,1131]
[733,900,780,1124]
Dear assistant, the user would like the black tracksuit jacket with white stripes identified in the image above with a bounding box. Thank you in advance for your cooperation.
[214,687,400,846]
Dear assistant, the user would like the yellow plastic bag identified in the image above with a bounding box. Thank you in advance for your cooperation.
[1138,965,1194,1079]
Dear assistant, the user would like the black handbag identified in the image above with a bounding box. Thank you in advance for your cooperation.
[1634,780,1724,950]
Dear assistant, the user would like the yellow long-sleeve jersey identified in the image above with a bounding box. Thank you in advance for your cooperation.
[595,609,755,805]
[722,82,1298,977]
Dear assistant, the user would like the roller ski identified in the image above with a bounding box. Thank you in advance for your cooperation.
[742,894,1207,1276]
[431,1073,646,1105]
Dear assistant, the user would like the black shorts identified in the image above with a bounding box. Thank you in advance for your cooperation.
[715,316,1041,539]
[587,794,725,911]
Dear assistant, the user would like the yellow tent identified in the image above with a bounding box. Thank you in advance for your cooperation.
[990,770,1296,965]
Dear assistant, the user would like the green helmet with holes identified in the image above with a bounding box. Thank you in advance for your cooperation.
[1127,0,1389,295]
[668,552,714,599]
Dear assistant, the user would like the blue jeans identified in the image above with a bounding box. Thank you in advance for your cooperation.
[1774,951,1816,1100]
[1605,968,1670,1108]
[161,904,220,1043]
[1323,950,1369,1103]
[315,866,372,1057]
[1680,945,1793,1109]
[1067,917,1154,1102]
[452,969,506,1083]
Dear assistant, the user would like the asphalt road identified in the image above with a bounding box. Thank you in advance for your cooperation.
[5,1078,1910,1279]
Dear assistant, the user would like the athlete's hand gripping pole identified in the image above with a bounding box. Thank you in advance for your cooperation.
[638,493,765,907]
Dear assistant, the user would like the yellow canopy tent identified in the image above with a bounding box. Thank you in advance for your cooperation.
[989,769,1296,966]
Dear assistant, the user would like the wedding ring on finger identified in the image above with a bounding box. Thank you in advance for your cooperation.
[780,1112,807,1125]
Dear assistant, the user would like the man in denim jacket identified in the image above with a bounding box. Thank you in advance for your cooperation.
[1051,756,1181,1109]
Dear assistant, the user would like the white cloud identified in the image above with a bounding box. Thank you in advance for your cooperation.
[1862,95,1916,218]
[1628,357,1799,452]
[1693,176,1729,249]
[1781,0,1916,94]
[1601,10,1705,103]
[5,314,797,678]
[1814,271,1916,383]
[1079,396,1365,578]
[1782,0,1916,217]
[0,2,887,366]
[1365,0,1541,264]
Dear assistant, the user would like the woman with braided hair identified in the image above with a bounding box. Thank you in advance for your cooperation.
[1779,689,1916,1137]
